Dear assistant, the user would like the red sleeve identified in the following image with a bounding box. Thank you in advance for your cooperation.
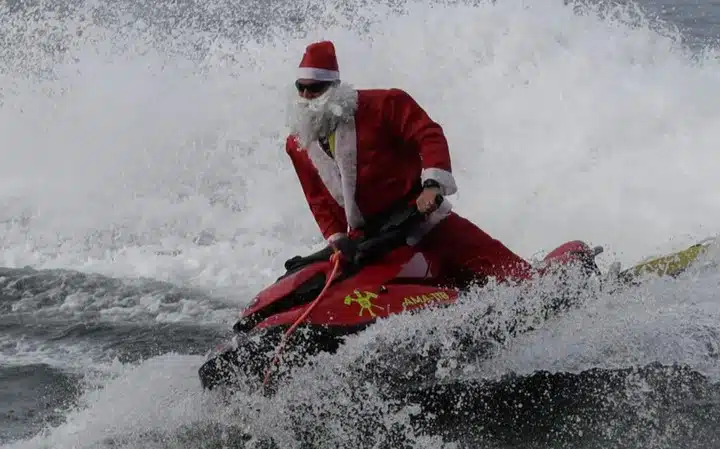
[285,137,348,242]
[383,89,458,195]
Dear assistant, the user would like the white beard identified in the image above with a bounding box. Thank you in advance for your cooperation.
[287,82,358,150]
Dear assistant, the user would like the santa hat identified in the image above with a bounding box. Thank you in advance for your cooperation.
[297,41,340,82]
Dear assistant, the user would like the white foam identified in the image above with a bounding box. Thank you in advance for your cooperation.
[2,0,720,446]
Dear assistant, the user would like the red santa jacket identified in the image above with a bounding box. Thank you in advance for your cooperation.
[285,88,457,243]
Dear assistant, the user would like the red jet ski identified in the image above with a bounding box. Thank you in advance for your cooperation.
[198,198,603,391]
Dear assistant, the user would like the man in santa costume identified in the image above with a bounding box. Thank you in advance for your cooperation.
[285,40,533,287]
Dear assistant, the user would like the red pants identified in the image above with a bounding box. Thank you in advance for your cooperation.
[417,212,532,287]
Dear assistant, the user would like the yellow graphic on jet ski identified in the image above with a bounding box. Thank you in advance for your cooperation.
[344,290,383,317]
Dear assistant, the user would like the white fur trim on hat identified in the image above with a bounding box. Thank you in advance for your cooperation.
[297,67,340,81]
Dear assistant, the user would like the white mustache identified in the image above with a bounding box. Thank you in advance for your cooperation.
[286,83,358,150]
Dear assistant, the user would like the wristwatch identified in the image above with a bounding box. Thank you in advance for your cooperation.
[422,179,441,190]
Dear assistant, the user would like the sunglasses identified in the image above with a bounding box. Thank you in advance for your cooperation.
[295,81,333,94]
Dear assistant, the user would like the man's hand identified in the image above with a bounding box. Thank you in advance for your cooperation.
[416,187,442,214]
[331,235,357,264]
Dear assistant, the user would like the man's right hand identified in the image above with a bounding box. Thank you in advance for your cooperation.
[331,236,357,265]
[416,187,442,214]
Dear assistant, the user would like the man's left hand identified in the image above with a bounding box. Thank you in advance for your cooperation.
[416,187,442,214]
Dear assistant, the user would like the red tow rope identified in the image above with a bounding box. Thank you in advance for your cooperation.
[262,251,343,387]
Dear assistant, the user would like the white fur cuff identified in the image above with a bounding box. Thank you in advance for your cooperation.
[421,168,458,196]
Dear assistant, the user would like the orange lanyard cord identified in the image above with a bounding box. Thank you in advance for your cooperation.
[262,251,343,388]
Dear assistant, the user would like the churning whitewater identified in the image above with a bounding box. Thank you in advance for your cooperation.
[1,0,720,447]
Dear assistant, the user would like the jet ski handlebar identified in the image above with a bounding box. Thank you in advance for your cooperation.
[283,193,443,273]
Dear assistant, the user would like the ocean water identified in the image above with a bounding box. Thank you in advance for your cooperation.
[1,0,720,447]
